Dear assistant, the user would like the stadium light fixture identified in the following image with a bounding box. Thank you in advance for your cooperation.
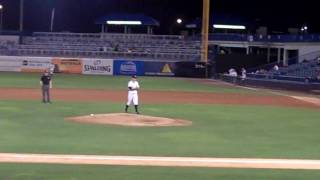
[213,24,246,30]
[0,4,3,32]
[301,25,308,32]
[176,18,183,24]
[107,21,142,25]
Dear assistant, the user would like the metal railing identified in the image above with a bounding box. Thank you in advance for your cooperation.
[33,32,184,41]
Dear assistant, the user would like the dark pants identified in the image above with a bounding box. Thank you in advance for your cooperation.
[42,85,51,103]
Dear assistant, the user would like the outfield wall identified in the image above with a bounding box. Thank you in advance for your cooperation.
[0,56,210,78]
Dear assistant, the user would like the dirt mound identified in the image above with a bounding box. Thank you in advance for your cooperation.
[66,113,192,127]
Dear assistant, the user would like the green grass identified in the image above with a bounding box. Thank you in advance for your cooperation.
[0,72,255,93]
[1,100,320,159]
[0,72,319,179]
[0,164,320,180]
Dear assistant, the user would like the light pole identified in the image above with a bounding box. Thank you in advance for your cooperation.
[50,8,55,32]
[0,4,3,33]
[20,0,24,32]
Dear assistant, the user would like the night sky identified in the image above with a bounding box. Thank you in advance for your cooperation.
[0,0,318,34]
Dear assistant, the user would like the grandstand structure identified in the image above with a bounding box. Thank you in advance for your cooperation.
[2,32,320,63]
[209,33,320,91]
[0,32,200,62]
[2,33,320,62]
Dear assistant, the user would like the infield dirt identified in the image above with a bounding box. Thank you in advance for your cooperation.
[0,88,319,109]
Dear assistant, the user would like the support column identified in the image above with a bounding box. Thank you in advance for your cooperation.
[267,47,271,63]
[246,46,250,55]
[277,48,281,64]
[101,24,105,33]
[283,49,288,66]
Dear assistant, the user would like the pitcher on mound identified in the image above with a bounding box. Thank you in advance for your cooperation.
[125,75,140,114]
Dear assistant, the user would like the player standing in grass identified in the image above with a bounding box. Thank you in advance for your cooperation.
[40,70,52,103]
[125,75,140,114]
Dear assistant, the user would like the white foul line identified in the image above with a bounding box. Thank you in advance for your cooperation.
[1,153,320,170]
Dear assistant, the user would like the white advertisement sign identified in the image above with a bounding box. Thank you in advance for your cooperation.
[82,59,113,75]
[0,62,21,72]
[21,57,52,70]
[0,56,53,72]
[0,56,23,72]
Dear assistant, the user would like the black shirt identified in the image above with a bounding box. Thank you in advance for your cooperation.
[41,75,51,85]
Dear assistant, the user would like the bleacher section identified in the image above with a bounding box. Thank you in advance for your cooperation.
[221,60,320,92]
[220,53,320,92]
[245,59,320,83]
[272,60,320,78]
[5,32,201,61]
[241,59,320,92]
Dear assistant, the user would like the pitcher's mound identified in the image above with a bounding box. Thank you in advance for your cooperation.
[67,113,192,127]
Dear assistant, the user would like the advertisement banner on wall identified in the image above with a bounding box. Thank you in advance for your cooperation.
[20,57,52,73]
[0,56,22,72]
[144,62,175,76]
[52,58,83,74]
[113,60,144,76]
[82,59,113,75]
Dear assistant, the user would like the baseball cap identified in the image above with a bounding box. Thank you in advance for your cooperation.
[131,75,137,78]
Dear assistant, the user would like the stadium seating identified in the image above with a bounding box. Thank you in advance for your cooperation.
[9,32,201,61]
[245,58,320,84]
[272,60,320,79]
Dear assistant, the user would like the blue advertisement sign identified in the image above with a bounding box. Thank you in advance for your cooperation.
[113,60,145,76]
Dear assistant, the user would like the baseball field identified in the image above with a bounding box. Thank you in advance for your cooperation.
[0,72,320,179]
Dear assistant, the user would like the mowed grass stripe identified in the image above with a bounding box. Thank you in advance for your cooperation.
[0,72,259,93]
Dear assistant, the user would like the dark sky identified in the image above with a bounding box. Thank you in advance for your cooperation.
[0,0,318,34]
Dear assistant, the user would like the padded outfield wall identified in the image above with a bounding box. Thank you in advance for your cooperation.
[0,56,210,78]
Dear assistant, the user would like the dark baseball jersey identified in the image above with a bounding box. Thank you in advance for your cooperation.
[41,75,51,85]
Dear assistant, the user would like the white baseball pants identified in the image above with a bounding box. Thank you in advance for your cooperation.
[127,92,139,106]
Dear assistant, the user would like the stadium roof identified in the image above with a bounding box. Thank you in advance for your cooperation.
[95,13,160,26]
[186,15,249,29]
